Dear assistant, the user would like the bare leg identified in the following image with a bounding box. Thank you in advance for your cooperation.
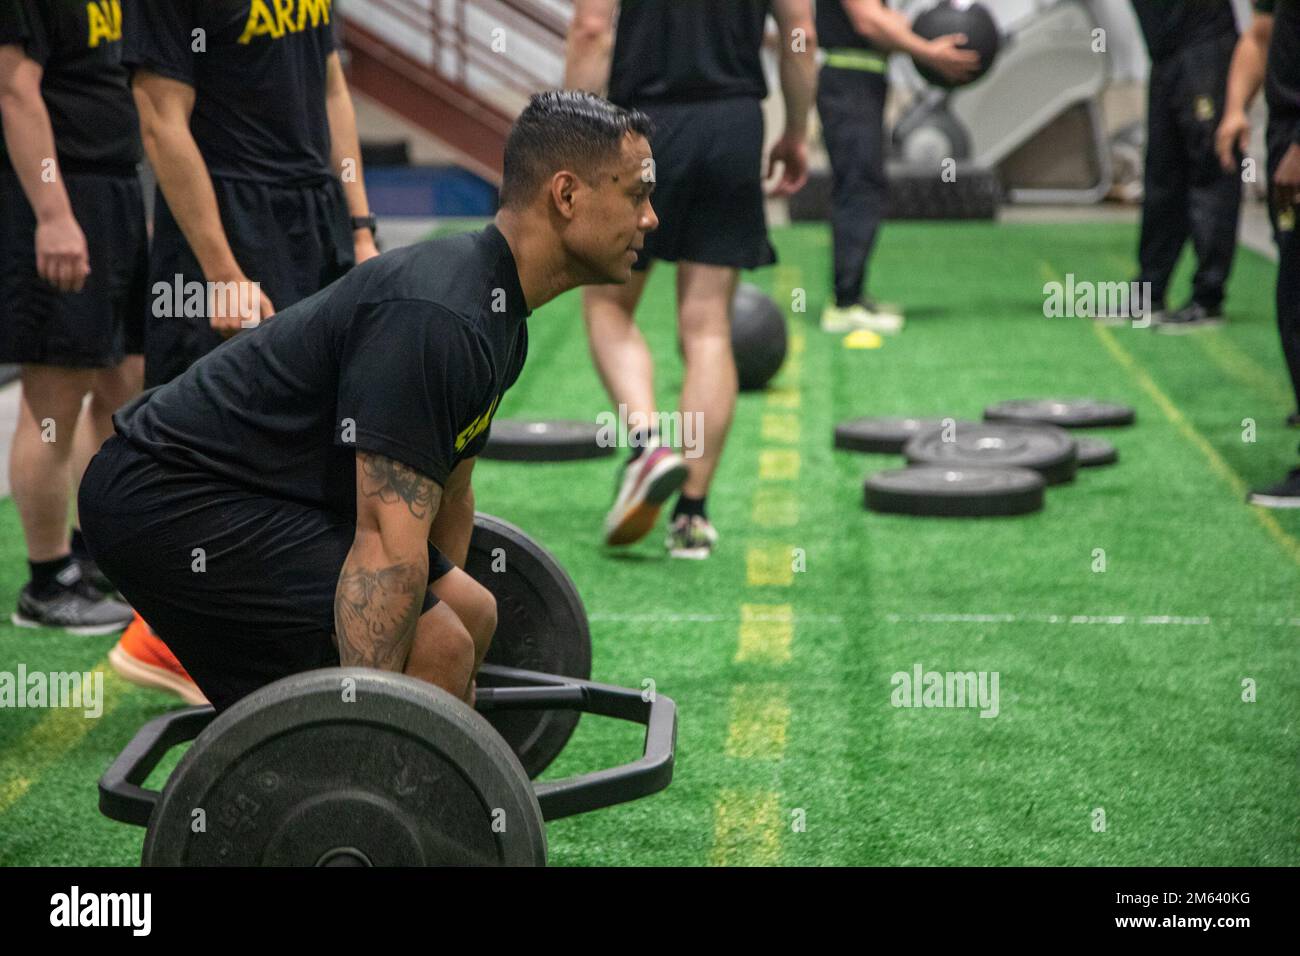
[403,600,477,704]
[10,365,94,563]
[429,568,497,671]
[675,263,739,497]
[583,267,657,426]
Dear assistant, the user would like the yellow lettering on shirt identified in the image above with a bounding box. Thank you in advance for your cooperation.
[86,0,122,48]
[239,0,332,45]
[298,0,331,32]
[455,394,501,453]
[274,0,296,37]
[239,0,282,44]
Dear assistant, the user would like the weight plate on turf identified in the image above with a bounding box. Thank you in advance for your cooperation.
[466,513,592,778]
[904,421,1079,485]
[864,466,1045,516]
[833,416,962,454]
[141,669,547,866]
[983,398,1135,429]
[1076,436,1118,467]
[481,419,614,462]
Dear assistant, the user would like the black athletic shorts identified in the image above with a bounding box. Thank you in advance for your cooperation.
[145,175,354,388]
[0,165,147,367]
[630,96,777,271]
[79,434,455,712]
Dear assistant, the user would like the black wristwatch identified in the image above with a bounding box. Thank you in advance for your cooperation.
[350,214,377,236]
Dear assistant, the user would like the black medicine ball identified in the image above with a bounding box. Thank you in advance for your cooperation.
[911,1,1000,89]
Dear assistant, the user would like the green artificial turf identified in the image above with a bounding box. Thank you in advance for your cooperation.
[0,218,1296,866]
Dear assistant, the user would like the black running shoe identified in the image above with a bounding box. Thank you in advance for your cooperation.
[76,555,120,597]
[1247,467,1300,509]
[1157,302,1224,334]
[1287,411,1300,429]
[12,562,133,635]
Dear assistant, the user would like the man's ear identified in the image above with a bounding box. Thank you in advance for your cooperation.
[549,171,580,220]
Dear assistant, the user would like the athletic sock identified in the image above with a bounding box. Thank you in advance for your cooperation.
[70,528,91,560]
[673,494,707,521]
[29,555,75,596]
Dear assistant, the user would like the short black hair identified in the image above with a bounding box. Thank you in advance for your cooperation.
[499,90,653,209]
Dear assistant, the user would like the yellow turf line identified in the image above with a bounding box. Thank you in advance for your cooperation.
[1037,257,1300,567]
[1191,332,1296,411]
[1096,252,1294,406]
[1090,322,1300,567]
[709,265,803,865]
[0,659,125,816]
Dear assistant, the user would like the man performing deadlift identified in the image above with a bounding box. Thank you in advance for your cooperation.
[79,91,659,711]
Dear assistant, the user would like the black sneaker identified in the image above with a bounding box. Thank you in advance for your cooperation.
[1247,467,1300,509]
[1157,302,1224,334]
[1286,412,1300,429]
[12,562,134,635]
[76,555,120,597]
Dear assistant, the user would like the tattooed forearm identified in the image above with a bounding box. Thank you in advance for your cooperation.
[359,452,438,521]
[333,557,427,670]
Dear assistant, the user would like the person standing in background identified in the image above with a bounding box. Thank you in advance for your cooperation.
[1218,0,1300,506]
[0,0,144,634]
[565,0,816,559]
[1126,0,1242,332]
[109,0,379,701]
[816,0,978,336]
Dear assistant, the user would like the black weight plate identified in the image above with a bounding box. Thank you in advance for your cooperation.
[466,513,592,778]
[481,419,614,462]
[983,398,1136,428]
[904,421,1079,485]
[1076,436,1118,467]
[142,669,546,866]
[865,465,1045,516]
[833,416,962,454]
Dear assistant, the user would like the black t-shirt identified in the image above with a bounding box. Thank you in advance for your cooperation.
[608,0,770,106]
[122,0,335,184]
[115,224,531,515]
[1129,0,1237,62]
[1258,0,1300,135]
[0,0,141,170]
[817,0,879,52]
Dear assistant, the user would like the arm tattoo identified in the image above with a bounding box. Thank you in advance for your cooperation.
[359,453,437,521]
[334,559,427,670]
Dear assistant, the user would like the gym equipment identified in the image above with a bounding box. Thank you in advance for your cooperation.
[481,419,614,462]
[99,517,676,866]
[1075,436,1118,468]
[910,1,1000,89]
[865,465,1045,516]
[788,162,1001,222]
[100,667,675,866]
[983,398,1135,428]
[834,416,960,454]
[904,421,1078,485]
[731,284,788,391]
[891,0,1113,205]
[466,513,591,778]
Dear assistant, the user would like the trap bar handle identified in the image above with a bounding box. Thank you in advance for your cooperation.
[476,664,677,821]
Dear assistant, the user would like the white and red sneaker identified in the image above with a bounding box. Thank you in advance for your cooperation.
[603,444,689,546]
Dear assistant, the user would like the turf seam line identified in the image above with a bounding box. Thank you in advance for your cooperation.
[882,612,1300,627]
